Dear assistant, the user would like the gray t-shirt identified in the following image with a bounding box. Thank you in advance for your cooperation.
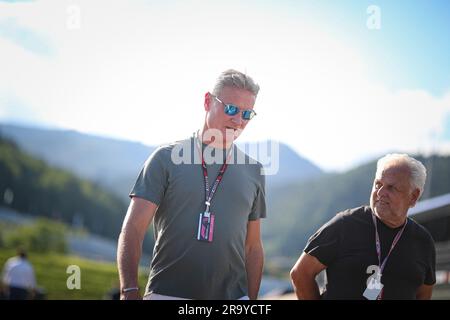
[129,136,266,299]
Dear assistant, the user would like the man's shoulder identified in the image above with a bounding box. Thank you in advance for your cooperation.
[336,205,370,220]
[232,146,265,177]
[232,147,265,184]
[316,206,370,237]
[233,146,262,165]
[6,256,20,264]
[148,137,193,159]
[407,217,435,245]
[157,137,193,151]
[4,256,22,269]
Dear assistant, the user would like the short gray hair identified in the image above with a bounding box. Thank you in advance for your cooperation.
[212,69,260,97]
[376,153,427,197]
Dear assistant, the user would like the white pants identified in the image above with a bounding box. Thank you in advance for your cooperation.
[143,293,249,300]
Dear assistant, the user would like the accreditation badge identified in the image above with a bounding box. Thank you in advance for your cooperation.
[197,212,215,242]
[363,267,384,300]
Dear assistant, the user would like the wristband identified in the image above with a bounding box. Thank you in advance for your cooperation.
[121,287,139,293]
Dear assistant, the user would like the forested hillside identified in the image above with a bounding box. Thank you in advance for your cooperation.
[0,137,126,240]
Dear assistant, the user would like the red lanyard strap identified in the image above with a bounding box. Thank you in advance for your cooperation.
[371,214,407,300]
[371,214,407,273]
[195,135,233,213]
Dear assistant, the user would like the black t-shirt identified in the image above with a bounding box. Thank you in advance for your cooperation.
[304,206,436,300]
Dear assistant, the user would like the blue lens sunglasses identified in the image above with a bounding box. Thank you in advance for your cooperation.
[213,95,257,120]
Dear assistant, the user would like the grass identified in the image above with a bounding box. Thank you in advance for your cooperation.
[0,248,149,299]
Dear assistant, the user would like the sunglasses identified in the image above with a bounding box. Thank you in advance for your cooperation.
[213,95,257,120]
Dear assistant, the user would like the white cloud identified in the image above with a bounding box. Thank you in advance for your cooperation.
[1,0,449,171]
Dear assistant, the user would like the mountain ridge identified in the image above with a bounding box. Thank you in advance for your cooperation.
[0,122,323,199]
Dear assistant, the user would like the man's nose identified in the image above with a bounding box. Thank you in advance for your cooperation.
[377,185,387,197]
[231,114,243,126]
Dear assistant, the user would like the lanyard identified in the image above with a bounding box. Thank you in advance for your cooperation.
[371,214,407,273]
[371,214,407,299]
[195,134,233,213]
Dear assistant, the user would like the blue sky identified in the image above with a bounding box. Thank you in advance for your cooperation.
[0,0,449,171]
[264,0,450,96]
[309,0,450,96]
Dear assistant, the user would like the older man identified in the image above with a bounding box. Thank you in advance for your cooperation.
[117,69,266,300]
[290,154,436,300]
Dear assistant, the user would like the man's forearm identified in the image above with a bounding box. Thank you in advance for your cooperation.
[416,284,433,300]
[117,228,143,293]
[292,276,321,300]
[245,245,264,300]
[117,197,157,299]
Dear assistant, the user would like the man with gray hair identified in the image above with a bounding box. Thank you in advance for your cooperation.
[290,153,436,300]
[117,69,266,300]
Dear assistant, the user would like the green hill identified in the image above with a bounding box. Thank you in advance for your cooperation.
[0,136,127,240]
[0,123,155,202]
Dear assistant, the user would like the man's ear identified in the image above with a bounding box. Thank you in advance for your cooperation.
[410,188,421,208]
[204,92,211,111]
